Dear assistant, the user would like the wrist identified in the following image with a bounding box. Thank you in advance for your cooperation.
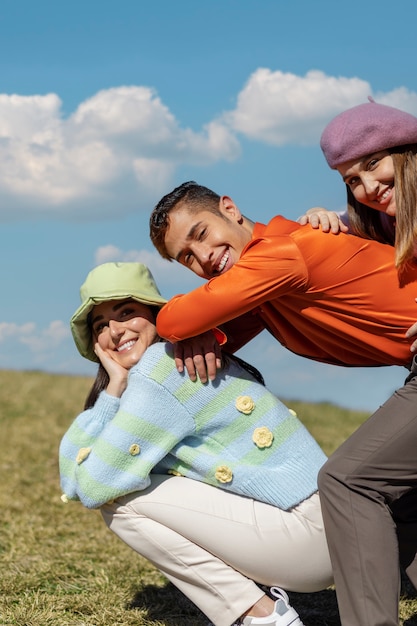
[106,376,128,398]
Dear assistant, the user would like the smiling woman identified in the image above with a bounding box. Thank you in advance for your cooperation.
[58,261,333,626]
[319,99,417,271]
[296,100,417,626]
[91,299,159,385]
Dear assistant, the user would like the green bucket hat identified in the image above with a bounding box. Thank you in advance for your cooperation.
[71,262,167,362]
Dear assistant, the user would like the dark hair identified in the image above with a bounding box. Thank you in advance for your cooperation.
[223,352,265,386]
[83,303,160,408]
[150,181,221,259]
[84,363,109,409]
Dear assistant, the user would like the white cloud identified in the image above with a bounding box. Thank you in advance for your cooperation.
[373,86,417,113]
[223,69,417,145]
[1,73,417,221]
[0,320,70,361]
[0,86,239,220]
[20,320,70,352]
[0,321,36,341]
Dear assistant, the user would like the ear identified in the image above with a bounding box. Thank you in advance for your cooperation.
[219,195,242,222]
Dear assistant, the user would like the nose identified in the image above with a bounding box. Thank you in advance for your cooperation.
[108,319,124,339]
[197,243,213,267]
[362,173,379,197]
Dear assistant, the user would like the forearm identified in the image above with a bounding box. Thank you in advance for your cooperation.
[156,236,300,343]
[219,312,265,353]
[157,280,271,343]
[59,362,193,509]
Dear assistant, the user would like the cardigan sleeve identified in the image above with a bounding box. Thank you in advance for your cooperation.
[59,365,195,509]
[59,391,121,504]
[59,391,120,466]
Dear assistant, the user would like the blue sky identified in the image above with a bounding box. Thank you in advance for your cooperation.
[1,0,417,411]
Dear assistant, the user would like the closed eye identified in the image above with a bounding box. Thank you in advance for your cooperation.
[183,251,194,266]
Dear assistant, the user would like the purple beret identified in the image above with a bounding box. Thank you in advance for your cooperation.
[320,100,417,169]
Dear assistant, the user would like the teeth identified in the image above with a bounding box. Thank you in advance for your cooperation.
[117,340,136,352]
[380,186,392,201]
[217,251,229,273]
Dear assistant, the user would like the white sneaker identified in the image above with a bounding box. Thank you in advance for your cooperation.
[240,587,304,626]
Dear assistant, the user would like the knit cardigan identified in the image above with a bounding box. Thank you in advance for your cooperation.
[59,343,326,510]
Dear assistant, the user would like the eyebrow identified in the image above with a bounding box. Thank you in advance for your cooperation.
[90,300,133,327]
[342,153,382,182]
[174,221,204,262]
[342,163,363,183]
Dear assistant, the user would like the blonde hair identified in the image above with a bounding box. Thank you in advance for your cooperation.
[347,145,417,271]
[392,147,417,269]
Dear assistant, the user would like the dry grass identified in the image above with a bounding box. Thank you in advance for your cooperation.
[1,369,416,625]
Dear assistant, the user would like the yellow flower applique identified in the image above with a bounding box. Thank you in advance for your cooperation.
[235,395,256,414]
[129,443,141,456]
[289,409,297,416]
[76,447,92,464]
[215,465,233,484]
[252,426,274,449]
[168,469,184,477]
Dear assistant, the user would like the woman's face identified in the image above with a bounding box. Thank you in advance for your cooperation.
[337,150,396,216]
[90,299,158,369]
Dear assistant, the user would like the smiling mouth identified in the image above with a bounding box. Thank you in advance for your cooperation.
[378,184,393,203]
[214,250,229,274]
[117,339,136,352]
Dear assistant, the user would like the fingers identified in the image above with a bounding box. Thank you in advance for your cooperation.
[172,332,222,383]
[310,211,334,232]
[298,207,350,235]
[187,353,207,383]
[173,343,185,374]
[406,321,417,352]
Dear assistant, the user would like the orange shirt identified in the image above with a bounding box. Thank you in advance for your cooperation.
[157,216,417,367]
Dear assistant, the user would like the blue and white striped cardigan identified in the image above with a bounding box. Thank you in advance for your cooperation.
[59,342,326,509]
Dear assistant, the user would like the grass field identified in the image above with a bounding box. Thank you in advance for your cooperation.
[1,368,417,625]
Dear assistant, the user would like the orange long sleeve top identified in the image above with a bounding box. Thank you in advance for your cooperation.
[157,216,417,368]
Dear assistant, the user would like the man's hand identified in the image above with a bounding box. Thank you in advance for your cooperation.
[173,331,222,383]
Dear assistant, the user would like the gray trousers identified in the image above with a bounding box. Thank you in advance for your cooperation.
[318,365,417,626]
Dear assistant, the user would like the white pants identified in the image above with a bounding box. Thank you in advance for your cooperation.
[101,475,332,626]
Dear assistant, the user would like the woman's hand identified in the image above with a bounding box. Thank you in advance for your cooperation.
[297,207,349,234]
[173,331,222,383]
[94,342,129,397]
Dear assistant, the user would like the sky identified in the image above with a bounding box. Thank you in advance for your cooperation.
[1,0,417,412]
